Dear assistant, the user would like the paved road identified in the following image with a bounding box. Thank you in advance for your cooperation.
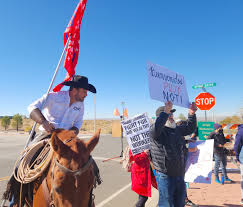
[0,133,149,207]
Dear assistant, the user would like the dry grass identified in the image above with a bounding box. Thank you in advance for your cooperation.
[80,120,112,134]
[0,119,113,134]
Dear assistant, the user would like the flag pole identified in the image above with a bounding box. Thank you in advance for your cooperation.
[24,35,71,148]
[1,36,72,207]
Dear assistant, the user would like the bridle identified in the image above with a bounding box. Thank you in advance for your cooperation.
[53,156,94,179]
[42,151,94,206]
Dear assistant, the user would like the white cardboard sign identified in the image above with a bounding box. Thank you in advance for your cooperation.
[121,113,151,155]
[147,62,190,108]
[185,140,214,184]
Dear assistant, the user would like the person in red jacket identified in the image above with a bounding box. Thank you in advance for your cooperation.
[129,149,157,207]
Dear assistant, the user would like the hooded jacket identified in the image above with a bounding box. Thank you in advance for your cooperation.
[207,130,226,156]
[150,112,196,176]
[234,124,243,162]
[129,150,157,197]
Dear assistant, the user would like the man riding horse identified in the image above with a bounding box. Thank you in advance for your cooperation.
[27,75,96,145]
[3,75,102,206]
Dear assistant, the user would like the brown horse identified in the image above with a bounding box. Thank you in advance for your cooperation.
[33,128,101,207]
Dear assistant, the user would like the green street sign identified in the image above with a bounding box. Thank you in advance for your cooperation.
[198,121,215,140]
[192,82,216,89]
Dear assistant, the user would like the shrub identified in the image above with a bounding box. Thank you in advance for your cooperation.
[24,125,32,132]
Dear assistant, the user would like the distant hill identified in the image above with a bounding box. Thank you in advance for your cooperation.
[0,118,113,134]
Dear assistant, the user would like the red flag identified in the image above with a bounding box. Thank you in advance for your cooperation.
[53,0,88,92]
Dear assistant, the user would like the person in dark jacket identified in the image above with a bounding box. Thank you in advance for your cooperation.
[208,123,233,184]
[150,101,197,207]
[234,124,243,204]
[176,120,198,207]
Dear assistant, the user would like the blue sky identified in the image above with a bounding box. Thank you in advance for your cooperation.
[1,0,243,120]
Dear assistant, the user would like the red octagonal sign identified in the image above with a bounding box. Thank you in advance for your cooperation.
[195,92,215,111]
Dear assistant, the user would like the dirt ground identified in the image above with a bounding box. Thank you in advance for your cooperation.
[187,162,242,207]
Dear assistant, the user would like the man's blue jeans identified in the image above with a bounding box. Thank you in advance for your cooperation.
[214,154,227,180]
[155,171,186,207]
[240,163,243,199]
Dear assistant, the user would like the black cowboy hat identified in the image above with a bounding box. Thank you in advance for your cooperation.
[61,75,96,93]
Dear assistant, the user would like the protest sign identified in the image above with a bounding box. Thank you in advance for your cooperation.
[185,139,214,184]
[147,62,190,108]
[121,113,151,155]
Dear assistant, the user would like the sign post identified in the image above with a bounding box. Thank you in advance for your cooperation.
[193,82,216,121]
[192,82,216,89]
[198,122,215,140]
[195,93,215,111]
[195,92,215,121]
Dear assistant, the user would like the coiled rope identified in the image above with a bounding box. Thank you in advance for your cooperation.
[13,139,53,184]
[13,139,53,206]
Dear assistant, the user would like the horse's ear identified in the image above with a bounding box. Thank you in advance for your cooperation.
[86,128,101,153]
[51,130,69,156]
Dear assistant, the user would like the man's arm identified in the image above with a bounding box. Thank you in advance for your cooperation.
[28,93,55,133]
[177,102,197,136]
[191,127,198,141]
[27,94,47,114]
[154,101,172,137]
[208,131,223,148]
[30,108,55,133]
[207,131,215,140]
[234,131,242,161]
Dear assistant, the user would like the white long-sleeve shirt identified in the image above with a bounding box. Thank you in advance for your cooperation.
[28,91,84,132]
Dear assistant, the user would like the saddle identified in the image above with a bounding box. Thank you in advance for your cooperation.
[2,139,52,206]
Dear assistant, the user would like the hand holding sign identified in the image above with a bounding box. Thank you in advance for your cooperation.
[164,101,173,114]
[189,102,198,115]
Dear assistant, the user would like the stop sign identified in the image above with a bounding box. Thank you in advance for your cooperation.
[195,92,215,110]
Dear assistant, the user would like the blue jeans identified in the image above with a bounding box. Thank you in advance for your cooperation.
[155,171,186,207]
[214,154,228,180]
[240,163,243,199]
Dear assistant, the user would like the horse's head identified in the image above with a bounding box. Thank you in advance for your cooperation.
[51,128,101,162]
[47,128,101,206]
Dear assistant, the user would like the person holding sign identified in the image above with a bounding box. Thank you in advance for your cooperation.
[129,149,157,207]
[176,120,198,207]
[150,101,197,207]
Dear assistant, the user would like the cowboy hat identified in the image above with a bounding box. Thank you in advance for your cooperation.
[62,75,96,93]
